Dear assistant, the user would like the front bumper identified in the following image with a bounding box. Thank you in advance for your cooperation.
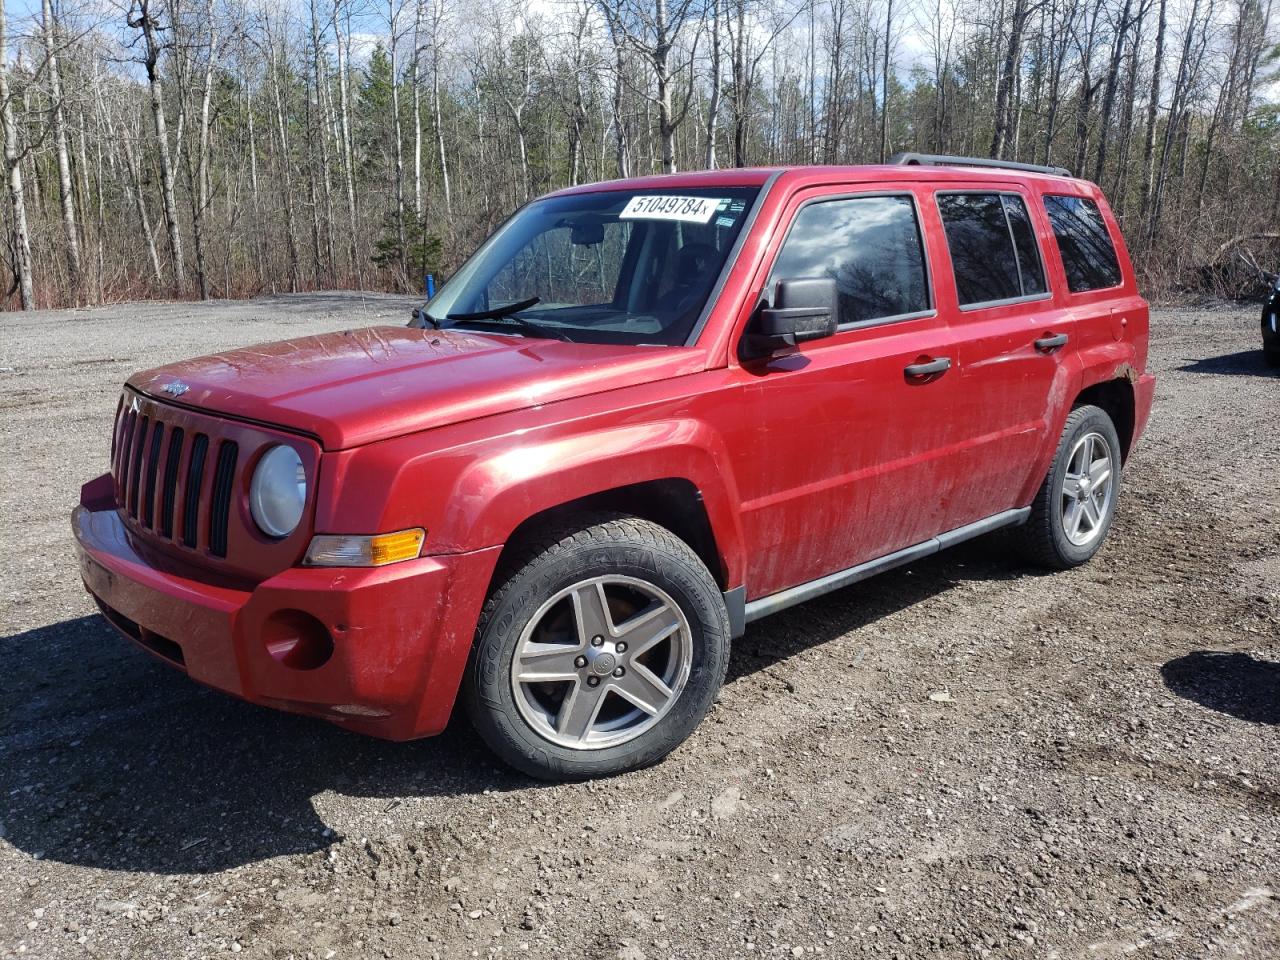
[72,476,500,740]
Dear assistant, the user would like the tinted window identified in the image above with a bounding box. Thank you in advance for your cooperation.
[937,193,1046,306]
[1004,197,1047,296]
[768,195,929,326]
[1043,195,1122,292]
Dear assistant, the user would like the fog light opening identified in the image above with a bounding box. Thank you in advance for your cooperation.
[263,610,334,671]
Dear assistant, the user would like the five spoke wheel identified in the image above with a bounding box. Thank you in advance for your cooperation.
[511,576,692,750]
[1060,431,1114,547]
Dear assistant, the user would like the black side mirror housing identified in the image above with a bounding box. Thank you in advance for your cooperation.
[740,277,840,360]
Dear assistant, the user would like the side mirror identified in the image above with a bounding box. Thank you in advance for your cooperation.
[740,277,839,360]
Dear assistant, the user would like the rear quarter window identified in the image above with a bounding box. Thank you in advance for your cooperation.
[1043,195,1122,292]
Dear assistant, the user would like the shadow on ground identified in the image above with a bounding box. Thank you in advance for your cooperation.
[1161,650,1280,725]
[0,538,1022,876]
[1178,350,1278,377]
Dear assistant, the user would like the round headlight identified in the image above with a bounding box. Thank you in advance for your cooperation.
[250,445,307,538]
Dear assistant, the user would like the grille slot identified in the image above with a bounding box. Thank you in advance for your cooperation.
[209,441,239,557]
[142,422,164,528]
[127,417,149,517]
[113,408,138,501]
[183,434,209,548]
[160,427,185,538]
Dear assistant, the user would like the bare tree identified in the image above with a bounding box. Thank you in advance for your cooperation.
[128,0,187,292]
[41,0,82,298]
[1,3,35,308]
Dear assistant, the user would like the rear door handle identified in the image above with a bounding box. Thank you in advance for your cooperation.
[903,357,952,379]
[1034,332,1069,352]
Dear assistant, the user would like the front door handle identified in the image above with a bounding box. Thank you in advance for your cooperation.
[903,356,952,380]
[1034,332,1069,352]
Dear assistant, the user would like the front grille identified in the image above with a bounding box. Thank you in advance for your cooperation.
[111,396,236,557]
[107,388,317,575]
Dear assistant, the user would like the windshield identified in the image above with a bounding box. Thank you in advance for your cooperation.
[419,187,759,346]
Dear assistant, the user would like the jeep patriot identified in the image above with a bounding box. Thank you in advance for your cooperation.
[73,154,1155,779]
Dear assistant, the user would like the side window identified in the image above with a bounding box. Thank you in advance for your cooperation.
[768,195,929,326]
[1043,195,1122,292]
[936,193,1047,306]
[1003,197,1047,296]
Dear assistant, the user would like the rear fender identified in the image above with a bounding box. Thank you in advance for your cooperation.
[1019,340,1139,504]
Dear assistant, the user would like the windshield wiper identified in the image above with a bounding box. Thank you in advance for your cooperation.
[446,296,541,322]
[446,297,572,342]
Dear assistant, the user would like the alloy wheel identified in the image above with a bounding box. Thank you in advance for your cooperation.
[510,575,693,750]
[1060,431,1115,547]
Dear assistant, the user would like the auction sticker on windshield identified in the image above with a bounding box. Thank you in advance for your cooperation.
[619,195,725,224]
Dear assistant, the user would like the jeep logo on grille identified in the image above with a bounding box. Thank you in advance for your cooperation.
[161,381,190,397]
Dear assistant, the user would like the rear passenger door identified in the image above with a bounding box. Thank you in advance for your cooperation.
[931,187,1074,526]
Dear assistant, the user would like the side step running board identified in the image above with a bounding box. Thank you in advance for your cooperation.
[739,507,1031,628]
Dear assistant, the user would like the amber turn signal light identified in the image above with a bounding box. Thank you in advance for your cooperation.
[304,528,425,567]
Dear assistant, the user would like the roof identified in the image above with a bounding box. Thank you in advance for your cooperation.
[545,161,1083,200]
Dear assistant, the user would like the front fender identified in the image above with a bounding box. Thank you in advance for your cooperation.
[315,414,748,589]
[441,419,747,586]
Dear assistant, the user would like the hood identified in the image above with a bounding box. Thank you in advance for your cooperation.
[128,326,707,450]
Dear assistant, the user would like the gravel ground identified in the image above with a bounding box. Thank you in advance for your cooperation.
[1,292,1276,960]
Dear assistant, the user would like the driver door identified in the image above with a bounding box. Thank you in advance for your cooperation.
[721,184,967,599]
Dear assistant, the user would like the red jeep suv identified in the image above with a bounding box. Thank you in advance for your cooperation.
[73,155,1155,780]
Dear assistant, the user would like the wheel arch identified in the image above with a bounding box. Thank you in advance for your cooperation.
[489,478,730,594]
[1073,376,1136,463]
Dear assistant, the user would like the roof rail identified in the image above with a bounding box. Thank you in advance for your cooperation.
[887,152,1073,178]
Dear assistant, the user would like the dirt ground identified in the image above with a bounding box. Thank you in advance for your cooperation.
[1,292,1276,960]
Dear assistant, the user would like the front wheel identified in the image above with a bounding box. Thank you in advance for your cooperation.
[464,513,730,781]
[1015,404,1123,570]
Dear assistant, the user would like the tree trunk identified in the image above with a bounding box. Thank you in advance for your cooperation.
[611,26,629,178]
[333,1,362,284]
[1138,0,1167,225]
[132,0,187,293]
[389,1,407,276]
[991,0,1027,159]
[0,3,35,308]
[42,0,83,298]
[191,0,217,300]
[429,0,452,218]
[704,0,722,169]
[269,38,301,292]
[1093,0,1133,184]
[880,0,893,162]
[118,112,165,288]
[411,0,423,217]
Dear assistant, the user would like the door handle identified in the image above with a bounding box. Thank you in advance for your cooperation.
[1034,332,1069,352]
[903,356,952,380]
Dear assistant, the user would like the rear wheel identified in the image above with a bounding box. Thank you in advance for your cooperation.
[1015,404,1122,570]
[464,513,730,780]
[1265,345,1280,368]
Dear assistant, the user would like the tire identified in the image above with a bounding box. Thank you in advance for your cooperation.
[1015,404,1123,570]
[1264,345,1280,368]
[464,512,731,781]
